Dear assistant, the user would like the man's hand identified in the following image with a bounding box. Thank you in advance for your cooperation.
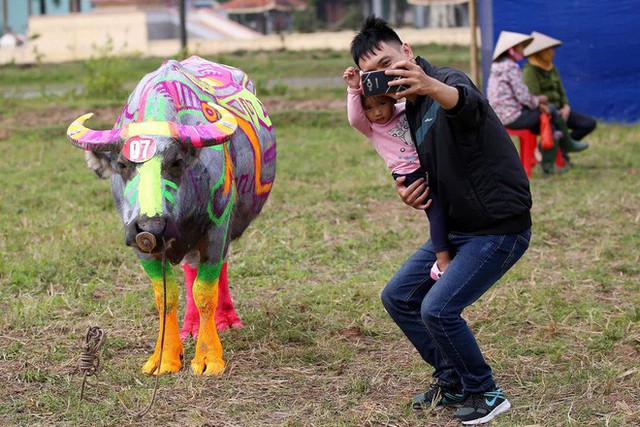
[385,60,459,110]
[395,176,432,210]
[343,66,361,89]
[560,104,571,121]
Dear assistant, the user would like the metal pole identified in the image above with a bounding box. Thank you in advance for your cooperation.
[2,0,8,34]
[469,0,479,86]
[179,0,187,51]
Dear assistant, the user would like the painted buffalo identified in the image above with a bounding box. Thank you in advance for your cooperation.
[67,56,276,375]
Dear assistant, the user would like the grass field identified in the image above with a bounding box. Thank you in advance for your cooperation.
[0,46,638,426]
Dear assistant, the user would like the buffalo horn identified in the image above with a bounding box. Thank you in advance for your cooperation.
[66,103,238,151]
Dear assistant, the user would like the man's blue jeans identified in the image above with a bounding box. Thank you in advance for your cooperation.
[381,230,531,393]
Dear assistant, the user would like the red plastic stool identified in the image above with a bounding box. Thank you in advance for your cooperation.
[506,128,537,177]
[554,148,566,168]
[506,128,566,177]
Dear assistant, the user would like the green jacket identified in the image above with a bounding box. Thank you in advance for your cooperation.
[522,63,569,107]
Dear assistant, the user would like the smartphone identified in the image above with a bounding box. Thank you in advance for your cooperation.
[361,70,409,96]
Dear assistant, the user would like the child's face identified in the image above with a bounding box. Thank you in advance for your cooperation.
[362,95,396,124]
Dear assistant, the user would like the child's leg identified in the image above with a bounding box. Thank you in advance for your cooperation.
[425,189,451,279]
[394,171,452,278]
[424,190,450,256]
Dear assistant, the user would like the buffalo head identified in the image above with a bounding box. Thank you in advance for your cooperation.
[66,102,238,259]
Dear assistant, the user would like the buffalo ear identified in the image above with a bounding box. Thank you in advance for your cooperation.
[85,151,116,179]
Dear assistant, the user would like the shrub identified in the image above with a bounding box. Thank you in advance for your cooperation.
[82,37,128,99]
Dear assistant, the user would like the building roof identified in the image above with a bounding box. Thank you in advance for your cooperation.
[407,0,468,5]
[221,0,307,14]
[91,0,167,5]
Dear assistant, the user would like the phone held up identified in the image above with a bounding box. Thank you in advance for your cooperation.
[361,70,409,97]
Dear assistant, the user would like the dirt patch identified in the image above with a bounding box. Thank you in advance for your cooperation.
[0,104,124,137]
[0,98,345,140]
[264,97,345,113]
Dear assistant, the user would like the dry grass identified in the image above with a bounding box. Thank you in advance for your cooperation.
[1,53,638,426]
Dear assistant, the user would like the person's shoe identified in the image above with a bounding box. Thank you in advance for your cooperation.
[540,143,558,176]
[430,262,444,281]
[555,117,589,152]
[561,137,589,153]
[453,388,511,425]
[412,383,464,411]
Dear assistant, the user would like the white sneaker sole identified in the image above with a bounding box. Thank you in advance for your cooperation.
[460,399,511,425]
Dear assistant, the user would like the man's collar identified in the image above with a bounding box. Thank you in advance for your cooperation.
[415,56,433,73]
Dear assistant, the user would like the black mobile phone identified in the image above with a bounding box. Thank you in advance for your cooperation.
[361,70,409,96]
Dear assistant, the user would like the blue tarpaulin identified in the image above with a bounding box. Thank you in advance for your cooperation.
[479,0,640,123]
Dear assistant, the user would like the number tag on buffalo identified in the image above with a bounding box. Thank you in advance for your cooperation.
[123,137,157,163]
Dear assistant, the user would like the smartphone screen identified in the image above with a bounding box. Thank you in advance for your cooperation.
[361,70,409,96]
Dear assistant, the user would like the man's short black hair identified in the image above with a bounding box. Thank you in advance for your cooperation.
[350,15,403,67]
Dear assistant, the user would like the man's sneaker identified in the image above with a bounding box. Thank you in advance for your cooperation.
[412,383,464,411]
[453,388,511,425]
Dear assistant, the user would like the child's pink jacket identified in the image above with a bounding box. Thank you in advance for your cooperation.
[347,87,420,175]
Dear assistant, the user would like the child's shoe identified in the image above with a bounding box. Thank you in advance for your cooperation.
[430,262,444,281]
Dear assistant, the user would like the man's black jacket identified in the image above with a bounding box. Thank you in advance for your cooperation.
[405,57,532,235]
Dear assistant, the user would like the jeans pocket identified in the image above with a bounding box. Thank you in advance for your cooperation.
[516,229,532,245]
[500,233,531,275]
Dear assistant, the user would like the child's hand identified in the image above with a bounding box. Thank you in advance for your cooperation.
[343,67,361,89]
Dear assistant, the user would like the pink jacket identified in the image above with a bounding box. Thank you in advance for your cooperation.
[487,58,539,126]
[346,87,419,175]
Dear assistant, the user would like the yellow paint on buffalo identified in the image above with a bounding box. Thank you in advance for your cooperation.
[137,156,163,217]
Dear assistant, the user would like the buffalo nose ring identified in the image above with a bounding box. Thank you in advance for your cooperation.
[135,232,156,253]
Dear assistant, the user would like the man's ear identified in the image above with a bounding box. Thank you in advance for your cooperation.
[85,150,117,179]
[402,43,414,60]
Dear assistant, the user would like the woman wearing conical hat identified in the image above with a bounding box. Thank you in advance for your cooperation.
[523,31,594,168]
[487,31,545,127]
[487,31,558,174]
[487,31,583,175]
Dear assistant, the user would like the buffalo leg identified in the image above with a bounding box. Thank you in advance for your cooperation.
[140,259,183,375]
[180,263,200,341]
[191,262,225,376]
[215,261,243,331]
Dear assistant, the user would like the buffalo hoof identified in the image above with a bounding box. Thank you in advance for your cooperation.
[179,322,199,342]
[191,355,225,376]
[142,352,183,375]
[215,313,243,332]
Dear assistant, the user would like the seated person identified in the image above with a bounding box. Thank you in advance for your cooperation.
[487,31,586,175]
[523,31,595,165]
[487,32,545,128]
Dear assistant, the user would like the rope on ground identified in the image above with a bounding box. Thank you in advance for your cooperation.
[79,326,105,402]
[77,238,174,419]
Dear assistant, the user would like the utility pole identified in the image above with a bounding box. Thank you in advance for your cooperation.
[469,0,479,86]
[179,0,187,52]
[2,0,8,34]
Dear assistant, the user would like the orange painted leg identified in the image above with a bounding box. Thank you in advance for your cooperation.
[215,261,243,331]
[180,263,200,341]
[191,263,225,376]
[141,260,183,375]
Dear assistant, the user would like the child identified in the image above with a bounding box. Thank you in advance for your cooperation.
[343,66,451,280]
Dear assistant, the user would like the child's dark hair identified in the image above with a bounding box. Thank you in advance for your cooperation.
[360,93,397,107]
[350,15,403,67]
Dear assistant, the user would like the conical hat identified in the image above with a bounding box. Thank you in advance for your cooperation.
[492,31,533,61]
[524,31,562,57]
